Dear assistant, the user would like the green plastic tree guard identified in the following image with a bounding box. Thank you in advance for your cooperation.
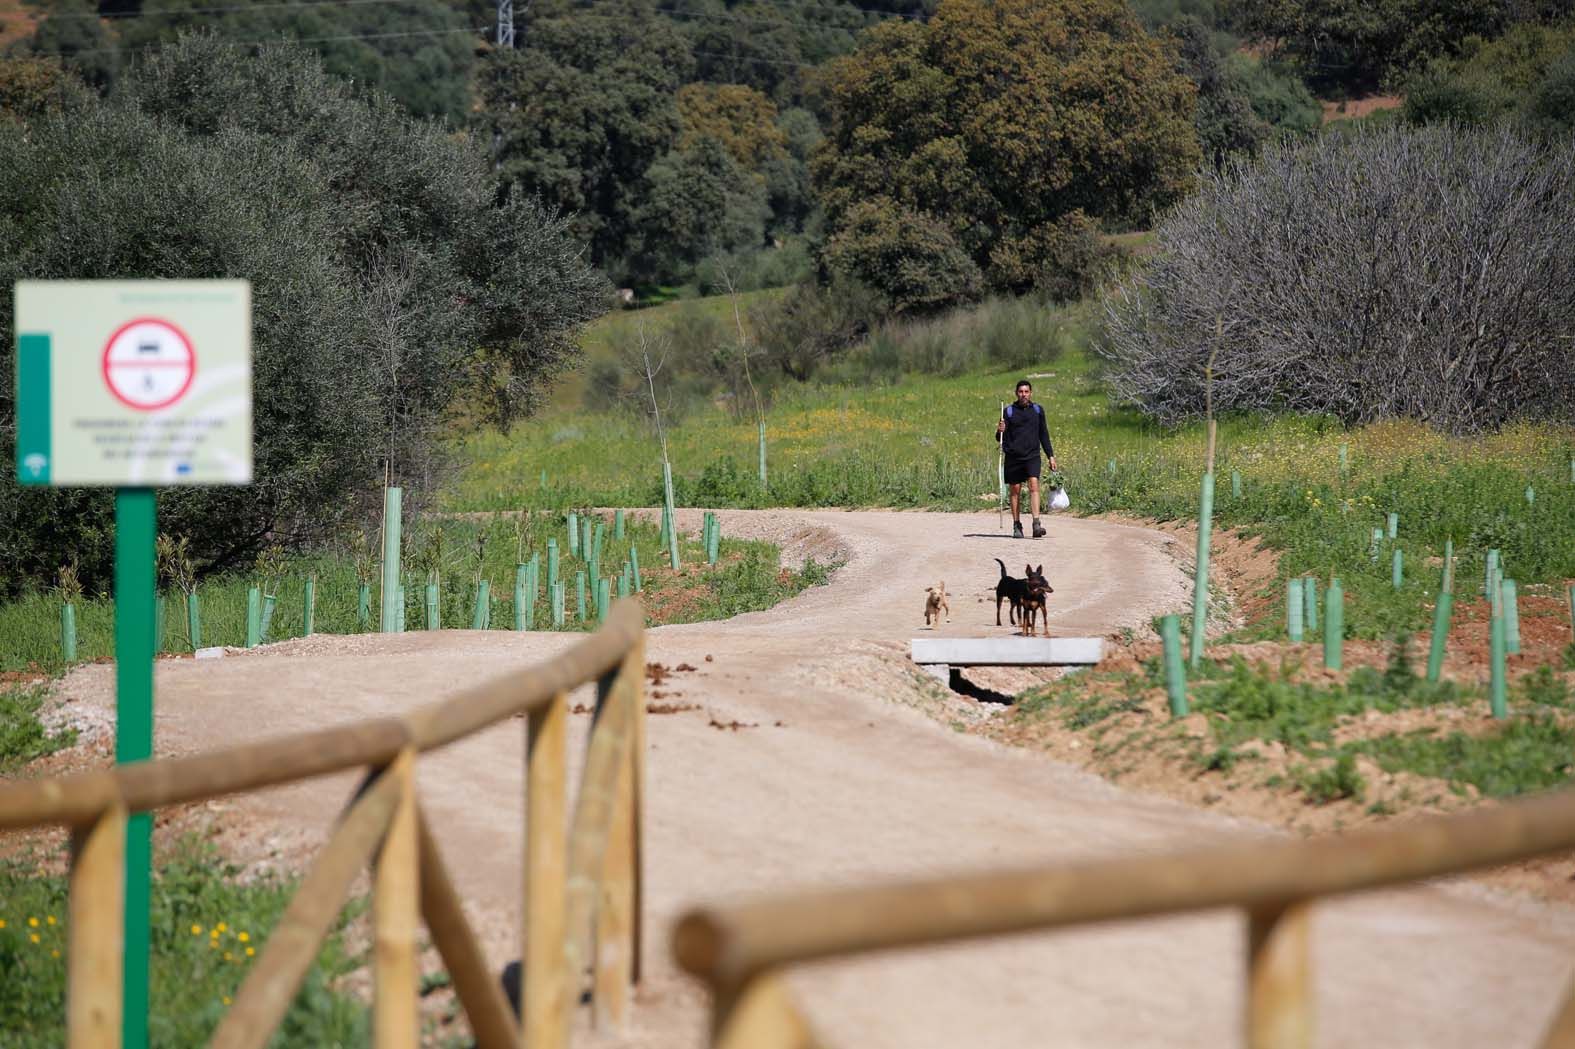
[1426,588,1453,683]
[304,577,316,637]
[1161,614,1187,716]
[759,420,768,487]
[1230,470,1242,500]
[1370,527,1383,562]
[357,583,371,631]
[1287,578,1305,641]
[1484,549,1500,597]
[1188,472,1215,669]
[396,587,406,633]
[471,581,490,630]
[1303,576,1318,631]
[547,538,560,598]
[1324,578,1344,671]
[245,587,261,648]
[1443,538,1454,593]
[1392,548,1403,589]
[1503,579,1521,655]
[615,509,625,540]
[513,564,528,631]
[631,545,643,592]
[1490,581,1508,719]
[61,602,77,663]
[186,592,201,651]
[1525,485,1534,506]
[380,486,402,633]
[426,583,441,630]
[1386,512,1398,539]
[567,512,579,558]
[576,571,587,621]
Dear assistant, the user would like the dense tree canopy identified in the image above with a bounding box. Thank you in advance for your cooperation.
[0,37,605,595]
[812,0,1200,308]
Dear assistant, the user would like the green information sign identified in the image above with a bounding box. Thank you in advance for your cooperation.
[14,280,251,486]
[14,280,251,1049]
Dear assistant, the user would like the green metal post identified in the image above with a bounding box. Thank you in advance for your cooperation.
[1161,614,1187,716]
[1188,472,1215,669]
[1503,579,1521,655]
[1324,578,1343,671]
[1303,576,1318,631]
[115,488,156,1049]
[1490,580,1507,719]
[1426,590,1453,684]
[1392,548,1403,589]
[187,592,201,651]
[1287,578,1304,641]
[631,544,643,591]
[61,601,77,663]
[303,576,316,637]
[245,586,261,648]
[1386,512,1398,539]
[380,486,402,633]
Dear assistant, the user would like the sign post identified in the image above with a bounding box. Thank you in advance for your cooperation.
[15,280,251,1048]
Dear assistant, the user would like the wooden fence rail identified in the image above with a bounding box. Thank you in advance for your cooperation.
[674,785,1575,1049]
[0,598,649,1049]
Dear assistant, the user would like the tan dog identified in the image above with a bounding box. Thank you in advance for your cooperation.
[924,582,950,627]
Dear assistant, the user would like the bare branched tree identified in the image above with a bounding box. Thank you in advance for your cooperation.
[1099,124,1575,434]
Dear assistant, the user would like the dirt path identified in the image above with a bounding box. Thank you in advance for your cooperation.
[54,510,1575,1047]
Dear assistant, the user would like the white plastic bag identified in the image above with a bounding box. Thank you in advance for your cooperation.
[1048,485,1070,511]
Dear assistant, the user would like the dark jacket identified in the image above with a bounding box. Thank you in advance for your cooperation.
[997,401,1054,461]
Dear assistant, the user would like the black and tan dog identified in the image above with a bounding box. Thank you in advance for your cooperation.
[1018,571,1054,637]
[994,559,1051,626]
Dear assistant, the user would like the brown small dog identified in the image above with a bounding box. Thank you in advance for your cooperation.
[924,582,950,627]
[1018,568,1054,637]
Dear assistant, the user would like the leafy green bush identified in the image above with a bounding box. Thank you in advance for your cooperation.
[1351,716,1575,798]
[1295,753,1366,804]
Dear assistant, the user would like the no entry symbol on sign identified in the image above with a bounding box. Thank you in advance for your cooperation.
[102,317,196,411]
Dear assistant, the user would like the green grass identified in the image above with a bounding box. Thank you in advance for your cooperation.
[0,839,367,1047]
[0,515,829,675]
[0,685,75,774]
[1348,716,1575,799]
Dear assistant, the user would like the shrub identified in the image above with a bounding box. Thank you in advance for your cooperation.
[1099,124,1575,434]
[821,199,983,315]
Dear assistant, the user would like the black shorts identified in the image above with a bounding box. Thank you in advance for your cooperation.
[1004,458,1041,485]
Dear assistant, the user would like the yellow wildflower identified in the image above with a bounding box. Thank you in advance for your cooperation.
[27,917,38,928]
[30,933,41,944]
[51,949,60,958]
[237,931,249,943]
[45,916,55,926]
[191,924,203,935]
[222,996,232,1006]
[245,947,255,957]
[0,919,7,929]
[216,922,228,933]
[223,952,233,962]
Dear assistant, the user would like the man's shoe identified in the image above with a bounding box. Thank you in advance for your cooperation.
[1032,517,1046,539]
[1013,521,1024,539]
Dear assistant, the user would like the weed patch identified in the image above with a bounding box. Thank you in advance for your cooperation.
[0,686,75,775]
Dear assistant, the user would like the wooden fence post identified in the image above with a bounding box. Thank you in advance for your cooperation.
[374,749,420,1049]
[525,691,569,1049]
[1247,901,1312,1049]
[69,804,127,1049]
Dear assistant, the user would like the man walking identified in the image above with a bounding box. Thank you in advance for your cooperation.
[995,379,1058,539]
